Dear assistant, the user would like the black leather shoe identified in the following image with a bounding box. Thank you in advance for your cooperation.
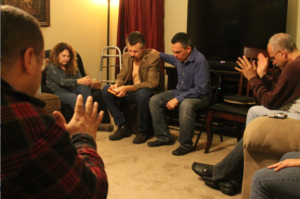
[133,132,150,144]
[218,181,238,195]
[172,146,193,156]
[148,139,174,147]
[109,123,131,140]
[202,176,238,196]
[192,162,214,177]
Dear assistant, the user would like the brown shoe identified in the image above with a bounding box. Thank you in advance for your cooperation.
[109,123,131,140]
[133,132,150,144]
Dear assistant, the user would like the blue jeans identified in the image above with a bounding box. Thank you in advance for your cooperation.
[54,85,92,110]
[213,106,300,181]
[251,152,300,199]
[149,90,210,150]
[101,84,154,132]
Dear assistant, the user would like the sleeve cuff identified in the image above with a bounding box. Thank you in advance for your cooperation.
[71,133,97,150]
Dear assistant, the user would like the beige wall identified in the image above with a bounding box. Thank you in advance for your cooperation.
[41,0,119,81]
[41,0,299,81]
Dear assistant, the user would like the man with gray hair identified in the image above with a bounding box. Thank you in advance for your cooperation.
[192,33,300,195]
[1,5,108,198]
[102,31,163,144]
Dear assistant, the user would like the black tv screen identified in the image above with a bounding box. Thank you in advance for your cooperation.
[187,0,288,62]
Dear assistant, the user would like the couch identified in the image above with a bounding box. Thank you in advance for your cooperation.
[35,93,61,114]
[242,116,300,199]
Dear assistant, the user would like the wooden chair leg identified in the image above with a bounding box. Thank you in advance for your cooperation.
[218,118,223,142]
[193,115,206,150]
[236,123,242,142]
[204,110,213,153]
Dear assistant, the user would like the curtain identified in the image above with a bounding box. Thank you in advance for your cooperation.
[116,0,165,75]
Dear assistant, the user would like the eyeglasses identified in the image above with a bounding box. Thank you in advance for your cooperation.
[34,51,46,68]
[269,50,280,62]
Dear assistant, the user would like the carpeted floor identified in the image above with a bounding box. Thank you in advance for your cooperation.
[96,126,242,199]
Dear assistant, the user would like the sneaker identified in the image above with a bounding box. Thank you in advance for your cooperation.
[132,132,150,144]
[109,123,131,140]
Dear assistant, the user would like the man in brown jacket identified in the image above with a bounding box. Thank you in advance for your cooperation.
[102,31,163,144]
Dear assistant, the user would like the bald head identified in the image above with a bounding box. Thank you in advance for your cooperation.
[1,5,44,69]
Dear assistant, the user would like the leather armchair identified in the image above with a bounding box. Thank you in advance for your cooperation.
[242,116,300,199]
[42,50,111,123]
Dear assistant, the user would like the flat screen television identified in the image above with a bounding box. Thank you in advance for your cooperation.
[187,0,288,65]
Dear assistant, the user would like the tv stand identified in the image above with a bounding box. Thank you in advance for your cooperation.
[164,61,240,94]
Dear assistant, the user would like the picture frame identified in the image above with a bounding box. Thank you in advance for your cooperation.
[1,0,50,27]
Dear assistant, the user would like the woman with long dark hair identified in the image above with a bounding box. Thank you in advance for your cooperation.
[46,42,92,111]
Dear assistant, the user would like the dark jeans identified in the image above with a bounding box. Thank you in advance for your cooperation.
[102,84,154,132]
[54,85,92,111]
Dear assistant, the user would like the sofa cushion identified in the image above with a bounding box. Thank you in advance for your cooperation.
[244,116,300,155]
[35,93,61,113]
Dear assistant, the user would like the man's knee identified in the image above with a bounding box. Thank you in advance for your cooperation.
[136,88,153,101]
[149,93,160,107]
[101,84,111,97]
[179,100,194,112]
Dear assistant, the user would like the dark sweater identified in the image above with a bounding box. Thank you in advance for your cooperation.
[249,55,300,110]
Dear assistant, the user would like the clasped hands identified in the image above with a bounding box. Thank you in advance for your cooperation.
[109,83,128,98]
[79,76,92,86]
[53,95,103,140]
[235,53,269,80]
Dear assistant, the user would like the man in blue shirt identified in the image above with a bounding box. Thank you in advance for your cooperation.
[148,32,212,156]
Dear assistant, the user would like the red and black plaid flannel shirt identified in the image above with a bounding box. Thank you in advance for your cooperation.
[1,79,108,198]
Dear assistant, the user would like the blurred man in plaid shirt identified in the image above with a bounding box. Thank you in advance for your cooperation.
[1,5,108,198]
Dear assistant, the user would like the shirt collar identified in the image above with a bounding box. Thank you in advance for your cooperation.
[182,46,196,65]
[1,78,46,108]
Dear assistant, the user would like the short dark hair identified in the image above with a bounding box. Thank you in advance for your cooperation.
[126,31,145,48]
[1,5,44,67]
[171,32,192,49]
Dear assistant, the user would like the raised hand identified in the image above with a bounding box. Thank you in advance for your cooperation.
[256,53,269,78]
[235,56,257,80]
[60,95,103,140]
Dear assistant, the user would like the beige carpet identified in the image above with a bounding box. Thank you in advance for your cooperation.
[96,126,242,199]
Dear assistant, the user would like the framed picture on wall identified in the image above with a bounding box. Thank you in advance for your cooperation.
[1,0,50,27]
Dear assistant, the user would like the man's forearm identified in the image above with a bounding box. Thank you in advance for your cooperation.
[123,85,137,92]
[71,133,108,198]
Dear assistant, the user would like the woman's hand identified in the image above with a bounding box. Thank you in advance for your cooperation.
[78,76,91,86]
[268,158,300,171]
